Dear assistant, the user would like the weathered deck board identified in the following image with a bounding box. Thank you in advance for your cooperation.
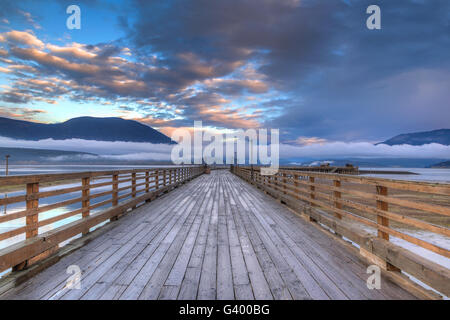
[0,170,416,300]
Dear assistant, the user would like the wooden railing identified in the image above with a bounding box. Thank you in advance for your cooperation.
[0,166,204,273]
[232,166,450,298]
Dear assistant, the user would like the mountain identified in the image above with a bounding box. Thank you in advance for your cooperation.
[283,158,448,168]
[0,147,96,162]
[377,129,450,146]
[0,117,175,144]
[428,161,450,168]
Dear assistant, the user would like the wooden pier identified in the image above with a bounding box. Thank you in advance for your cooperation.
[280,164,359,175]
[0,167,448,300]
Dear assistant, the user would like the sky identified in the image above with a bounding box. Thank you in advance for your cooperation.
[0,0,449,147]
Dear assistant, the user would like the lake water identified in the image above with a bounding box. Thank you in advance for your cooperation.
[360,167,450,183]
[1,164,181,176]
[2,165,450,182]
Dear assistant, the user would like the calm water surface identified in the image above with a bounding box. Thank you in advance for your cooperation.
[360,167,450,183]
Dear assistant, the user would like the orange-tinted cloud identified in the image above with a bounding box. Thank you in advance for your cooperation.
[0,30,44,48]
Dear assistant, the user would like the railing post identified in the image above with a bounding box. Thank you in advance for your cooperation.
[26,182,39,239]
[132,173,137,197]
[375,185,400,272]
[111,174,119,222]
[333,180,342,219]
[309,177,315,207]
[15,180,59,271]
[376,185,389,240]
[145,171,150,193]
[82,177,90,235]
[145,171,151,204]
[163,169,167,187]
[294,174,300,200]
[112,174,119,206]
[155,170,159,190]
[282,172,287,194]
[132,172,137,209]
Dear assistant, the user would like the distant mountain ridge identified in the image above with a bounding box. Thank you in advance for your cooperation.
[428,161,450,168]
[0,117,175,144]
[378,129,450,146]
[283,158,448,168]
[0,147,96,162]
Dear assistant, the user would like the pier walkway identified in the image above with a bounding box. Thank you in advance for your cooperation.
[0,170,415,300]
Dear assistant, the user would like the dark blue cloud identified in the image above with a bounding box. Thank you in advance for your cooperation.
[1,0,449,142]
[126,0,450,141]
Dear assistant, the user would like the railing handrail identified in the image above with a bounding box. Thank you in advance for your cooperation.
[0,165,205,273]
[237,166,450,195]
[0,166,199,185]
[232,166,450,298]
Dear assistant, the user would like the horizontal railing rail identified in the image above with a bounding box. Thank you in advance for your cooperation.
[232,166,450,298]
[0,166,205,273]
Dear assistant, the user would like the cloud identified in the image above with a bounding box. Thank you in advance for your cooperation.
[0,106,46,120]
[17,10,41,30]
[46,43,98,60]
[288,136,328,146]
[127,0,450,140]
[0,134,448,163]
[48,152,172,162]
[0,30,44,48]
[0,136,174,156]
[0,1,449,142]
[0,29,265,130]
[279,142,450,159]
[0,66,11,73]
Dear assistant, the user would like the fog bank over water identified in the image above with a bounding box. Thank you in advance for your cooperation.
[0,136,449,163]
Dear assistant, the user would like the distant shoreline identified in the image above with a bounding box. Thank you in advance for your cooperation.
[359,169,419,175]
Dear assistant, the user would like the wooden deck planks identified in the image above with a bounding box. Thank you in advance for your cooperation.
[0,170,416,300]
